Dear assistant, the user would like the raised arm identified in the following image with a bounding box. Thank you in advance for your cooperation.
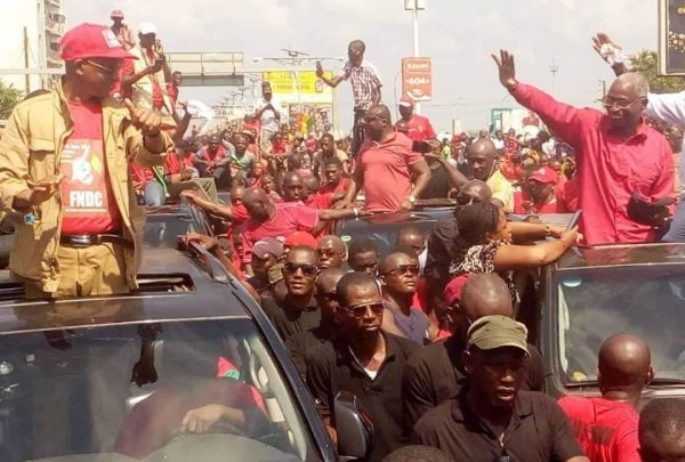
[424,153,468,189]
[316,61,345,88]
[492,50,584,148]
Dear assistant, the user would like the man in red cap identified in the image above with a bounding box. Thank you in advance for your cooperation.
[514,166,563,214]
[110,10,134,50]
[396,96,437,143]
[0,23,172,298]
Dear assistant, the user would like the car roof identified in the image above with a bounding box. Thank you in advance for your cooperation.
[0,246,252,335]
[556,243,685,270]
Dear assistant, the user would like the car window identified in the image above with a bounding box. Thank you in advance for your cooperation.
[0,319,318,462]
[556,266,685,383]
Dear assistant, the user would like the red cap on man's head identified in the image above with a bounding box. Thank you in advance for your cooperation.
[443,274,469,305]
[60,23,136,61]
[527,166,558,185]
[110,9,124,19]
[285,231,318,249]
[399,96,415,108]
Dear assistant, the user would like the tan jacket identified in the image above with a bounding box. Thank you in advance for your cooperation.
[0,83,172,293]
[129,46,174,115]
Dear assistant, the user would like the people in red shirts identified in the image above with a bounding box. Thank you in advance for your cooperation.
[396,96,437,142]
[558,334,652,462]
[493,50,674,245]
[341,104,432,212]
[514,166,564,214]
[166,70,182,107]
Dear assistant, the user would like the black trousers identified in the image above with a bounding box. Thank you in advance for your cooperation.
[351,108,366,157]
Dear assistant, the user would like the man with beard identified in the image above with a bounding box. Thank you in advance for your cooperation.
[413,315,587,462]
[261,246,320,343]
[307,272,417,461]
[317,235,347,270]
[493,49,674,245]
[286,268,347,379]
[380,250,430,345]
[339,104,431,213]
[403,273,545,431]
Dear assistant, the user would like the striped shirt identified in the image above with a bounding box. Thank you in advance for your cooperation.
[340,60,383,111]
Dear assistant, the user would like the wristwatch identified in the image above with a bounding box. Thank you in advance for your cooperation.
[408,195,417,205]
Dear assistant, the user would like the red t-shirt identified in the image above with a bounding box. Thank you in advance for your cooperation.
[403,115,437,142]
[513,190,562,214]
[166,82,178,107]
[60,101,122,235]
[165,153,195,175]
[129,164,154,190]
[558,177,579,212]
[558,396,640,462]
[243,202,319,247]
[359,132,423,212]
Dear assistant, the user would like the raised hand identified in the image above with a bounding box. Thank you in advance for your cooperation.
[592,33,623,64]
[315,61,324,78]
[123,98,173,137]
[491,50,518,91]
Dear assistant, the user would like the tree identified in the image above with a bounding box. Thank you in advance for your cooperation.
[0,79,23,119]
[630,50,685,94]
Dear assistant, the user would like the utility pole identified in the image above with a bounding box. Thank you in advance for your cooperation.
[23,27,30,94]
[404,0,426,114]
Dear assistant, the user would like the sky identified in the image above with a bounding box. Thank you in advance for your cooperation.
[64,0,660,133]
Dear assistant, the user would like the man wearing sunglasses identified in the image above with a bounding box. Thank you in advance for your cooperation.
[0,23,171,298]
[380,250,431,345]
[493,49,674,245]
[286,267,346,380]
[307,272,418,462]
[414,315,587,462]
[403,274,544,432]
[261,246,320,343]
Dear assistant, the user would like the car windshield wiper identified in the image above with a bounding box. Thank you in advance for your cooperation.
[564,379,599,388]
[649,377,685,386]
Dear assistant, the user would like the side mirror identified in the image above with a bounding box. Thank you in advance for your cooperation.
[334,391,374,461]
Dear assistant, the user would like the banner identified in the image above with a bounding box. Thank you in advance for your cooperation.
[659,0,685,75]
[262,70,334,104]
[401,57,433,101]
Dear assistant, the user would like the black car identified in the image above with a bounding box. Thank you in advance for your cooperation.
[0,236,370,461]
[539,243,685,401]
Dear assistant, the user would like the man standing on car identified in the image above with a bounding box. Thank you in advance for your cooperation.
[413,315,588,462]
[0,23,171,298]
[316,40,382,156]
[307,272,417,461]
[493,49,674,245]
[339,104,431,213]
[558,334,652,462]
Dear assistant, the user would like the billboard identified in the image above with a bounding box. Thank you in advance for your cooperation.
[401,57,433,101]
[262,70,334,104]
[659,0,685,75]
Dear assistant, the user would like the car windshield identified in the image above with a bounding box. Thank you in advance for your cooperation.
[556,265,685,384]
[337,216,441,256]
[0,318,318,462]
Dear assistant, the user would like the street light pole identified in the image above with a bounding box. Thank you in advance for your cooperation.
[405,0,425,114]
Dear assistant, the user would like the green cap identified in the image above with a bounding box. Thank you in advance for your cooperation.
[466,315,528,354]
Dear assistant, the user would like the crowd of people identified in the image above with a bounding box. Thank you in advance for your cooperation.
[1,9,685,462]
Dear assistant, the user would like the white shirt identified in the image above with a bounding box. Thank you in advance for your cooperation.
[254,98,283,133]
[645,91,685,195]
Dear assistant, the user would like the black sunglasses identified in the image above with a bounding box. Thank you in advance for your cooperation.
[284,262,318,276]
[385,264,420,276]
[346,302,385,318]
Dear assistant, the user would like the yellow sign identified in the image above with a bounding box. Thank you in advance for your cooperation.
[262,70,334,104]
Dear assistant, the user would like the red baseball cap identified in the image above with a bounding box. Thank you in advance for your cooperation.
[285,231,318,249]
[527,166,558,185]
[110,9,124,19]
[399,96,415,108]
[60,23,136,62]
[443,274,469,305]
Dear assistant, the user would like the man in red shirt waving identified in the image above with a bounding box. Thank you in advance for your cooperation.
[0,23,171,298]
[493,50,674,245]
[396,96,437,142]
[558,334,652,462]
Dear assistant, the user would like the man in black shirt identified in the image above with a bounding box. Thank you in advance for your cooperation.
[348,238,380,276]
[286,267,346,379]
[403,273,544,431]
[414,315,587,462]
[261,246,320,343]
[306,272,417,462]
